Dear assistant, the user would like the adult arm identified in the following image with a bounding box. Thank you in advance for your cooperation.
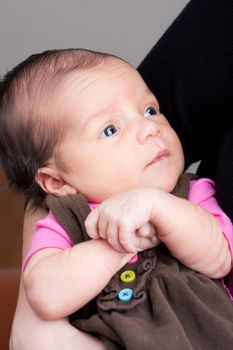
[10,206,106,350]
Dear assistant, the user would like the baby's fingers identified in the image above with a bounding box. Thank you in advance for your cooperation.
[118,224,137,253]
[137,223,156,238]
[85,210,100,239]
[105,223,125,253]
[136,236,161,252]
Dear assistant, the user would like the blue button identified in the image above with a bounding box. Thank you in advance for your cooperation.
[118,288,133,302]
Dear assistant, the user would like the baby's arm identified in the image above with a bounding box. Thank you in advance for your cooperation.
[11,206,106,350]
[23,232,131,320]
[86,187,231,278]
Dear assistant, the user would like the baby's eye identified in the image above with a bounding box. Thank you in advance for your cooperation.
[100,124,118,138]
[144,106,158,118]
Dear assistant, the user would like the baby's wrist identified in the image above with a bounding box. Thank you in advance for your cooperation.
[93,239,133,274]
[120,253,135,268]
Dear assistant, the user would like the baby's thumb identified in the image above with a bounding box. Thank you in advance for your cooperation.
[137,222,156,238]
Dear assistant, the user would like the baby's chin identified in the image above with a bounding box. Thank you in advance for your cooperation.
[155,174,182,193]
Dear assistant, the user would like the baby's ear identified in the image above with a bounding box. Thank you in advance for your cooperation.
[36,167,77,196]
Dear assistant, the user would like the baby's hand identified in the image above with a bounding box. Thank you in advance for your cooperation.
[85,188,160,253]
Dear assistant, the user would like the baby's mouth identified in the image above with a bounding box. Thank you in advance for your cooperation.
[147,149,169,166]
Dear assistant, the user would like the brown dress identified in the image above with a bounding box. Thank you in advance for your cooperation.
[46,174,233,350]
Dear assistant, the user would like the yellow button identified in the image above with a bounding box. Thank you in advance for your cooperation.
[120,270,136,283]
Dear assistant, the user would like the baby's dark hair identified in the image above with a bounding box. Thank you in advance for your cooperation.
[0,48,121,207]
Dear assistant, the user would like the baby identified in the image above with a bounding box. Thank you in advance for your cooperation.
[1,48,233,349]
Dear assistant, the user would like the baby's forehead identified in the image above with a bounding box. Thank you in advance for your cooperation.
[60,68,156,120]
[63,58,133,81]
[54,58,157,123]
[60,60,144,97]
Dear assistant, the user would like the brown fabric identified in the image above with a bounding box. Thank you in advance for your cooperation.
[46,174,233,350]
[46,193,91,245]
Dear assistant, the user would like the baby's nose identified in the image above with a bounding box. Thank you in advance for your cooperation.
[136,119,160,144]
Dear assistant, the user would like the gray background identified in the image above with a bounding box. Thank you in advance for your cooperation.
[0,0,189,77]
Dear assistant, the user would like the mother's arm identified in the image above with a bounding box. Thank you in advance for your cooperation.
[10,205,106,350]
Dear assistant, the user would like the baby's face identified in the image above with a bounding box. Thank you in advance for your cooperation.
[54,60,184,202]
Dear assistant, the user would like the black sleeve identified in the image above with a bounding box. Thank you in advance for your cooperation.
[138,0,233,175]
[216,128,233,221]
[138,0,233,220]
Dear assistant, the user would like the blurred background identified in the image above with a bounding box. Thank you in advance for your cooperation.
[1,0,189,76]
[0,1,189,346]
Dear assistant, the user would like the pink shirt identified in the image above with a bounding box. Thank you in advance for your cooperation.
[23,179,233,295]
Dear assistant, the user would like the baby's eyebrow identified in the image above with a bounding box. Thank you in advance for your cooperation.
[91,106,112,119]
[86,87,159,124]
[141,87,160,106]
[143,87,153,94]
[143,87,156,98]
